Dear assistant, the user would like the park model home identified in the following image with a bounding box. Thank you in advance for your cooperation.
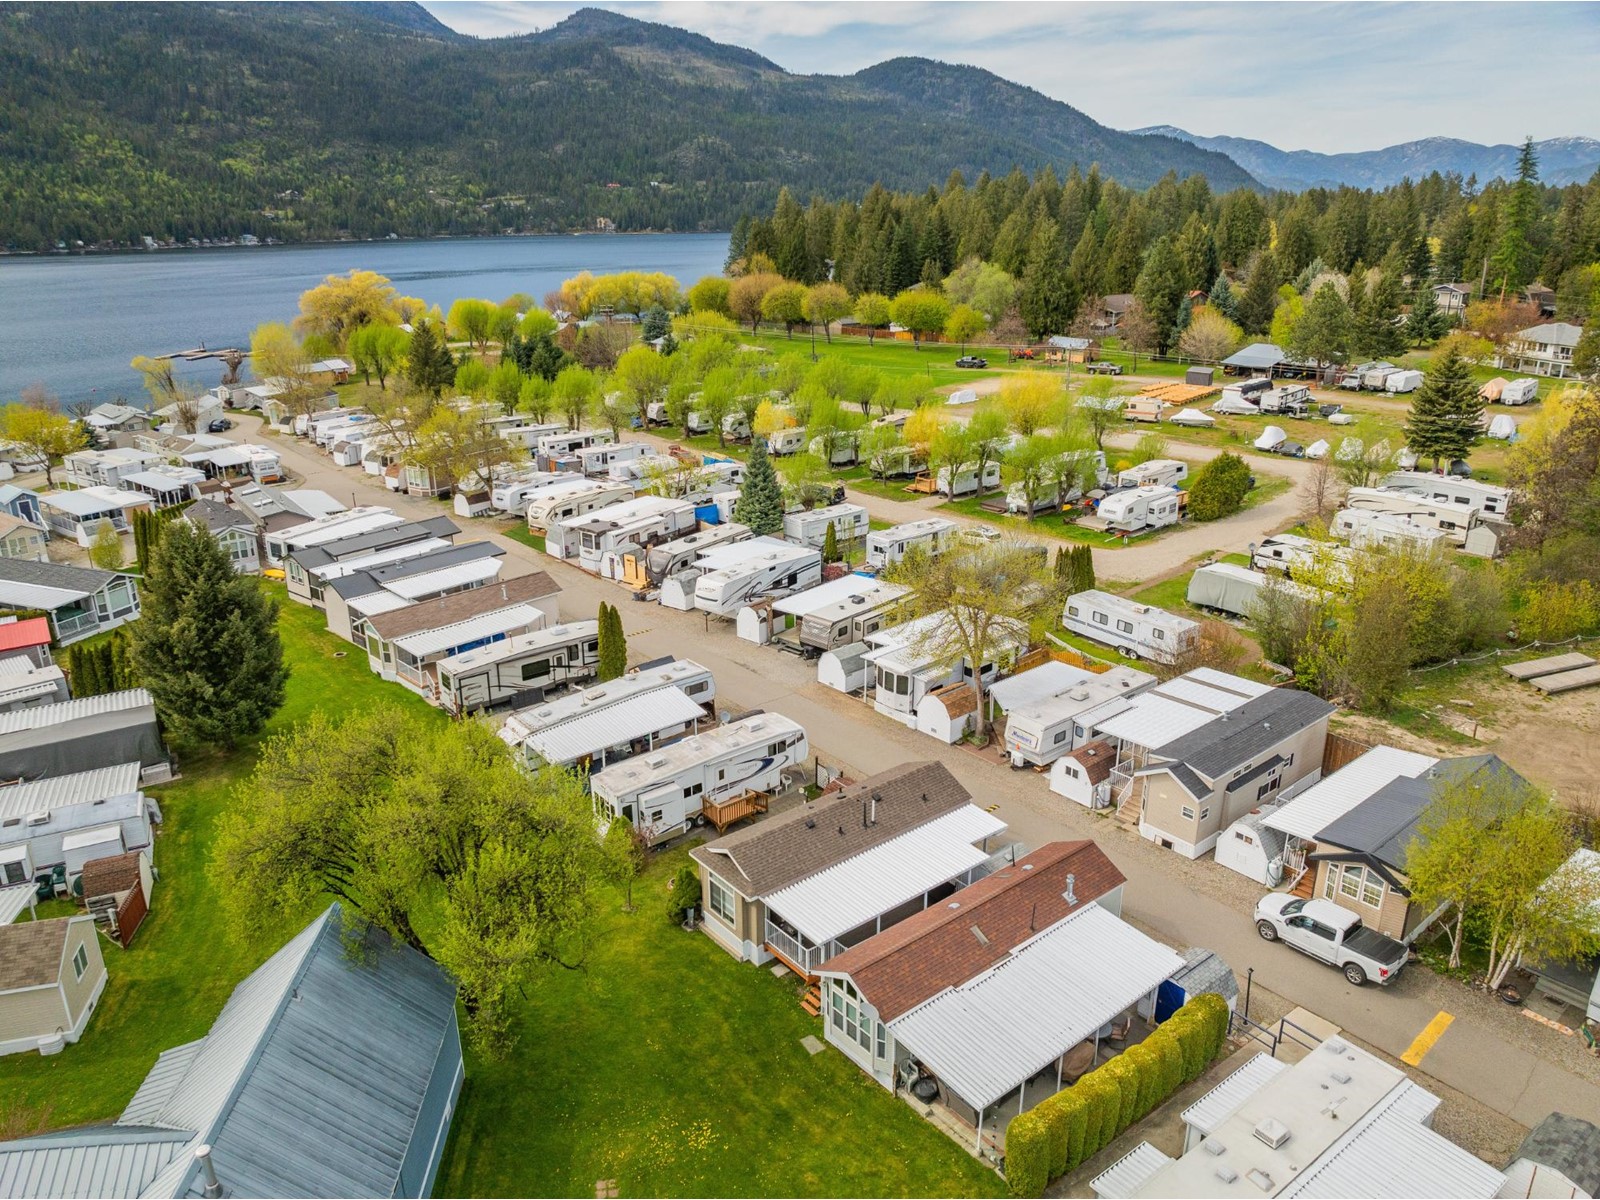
[0,513,48,563]
[0,916,108,1057]
[434,620,600,715]
[180,499,260,573]
[0,904,462,1199]
[266,505,408,567]
[499,659,714,775]
[591,713,807,843]
[320,542,508,642]
[37,486,153,547]
[1063,590,1198,663]
[0,763,159,890]
[783,503,869,550]
[748,575,911,654]
[864,611,1027,731]
[0,560,141,646]
[818,841,1184,1160]
[689,762,1010,972]
[285,515,459,607]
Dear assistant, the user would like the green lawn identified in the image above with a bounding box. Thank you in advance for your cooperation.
[436,847,1003,1200]
[0,592,438,1129]
[499,520,546,554]
[1125,552,1252,613]
[737,330,1003,388]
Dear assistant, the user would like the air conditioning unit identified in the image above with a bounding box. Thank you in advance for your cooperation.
[1253,1117,1291,1150]
[25,811,50,827]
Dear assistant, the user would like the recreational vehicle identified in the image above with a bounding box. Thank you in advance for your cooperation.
[535,429,613,469]
[1215,379,1270,413]
[1383,369,1424,394]
[1122,395,1167,423]
[685,410,712,435]
[1097,485,1181,533]
[1252,533,1358,583]
[1061,589,1199,663]
[1331,508,1450,554]
[865,518,957,570]
[1499,378,1539,405]
[1360,363,1399,390]
[863,612,1026,728]
[809,433,860,467]
[575,442,649,477]
[766,427,808,456]
[753,576,910,655]
[1116,459,1188,490]
[1339,363,1381,390]
[636,523,753,589]
[548,495,699,573]
[1379,471,1512,518]
[589,713,809,842]
[524,479,636,535]
[498,658,716,773]
[935,459,1003,497]
[695,541,823,617]
[491,420,566,451]
[1001,664,1157,768]
[1344,487,1481,544]
[1185,562,1272,618]
[1258,384,1314,415]
[608,453,681,485]
[868,443,926,479]
[783,503,869,550]
[653,459,745,504]
[490,471,567,515]
[434,620,601,715]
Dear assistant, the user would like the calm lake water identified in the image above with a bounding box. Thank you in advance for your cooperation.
[0,233,730,403]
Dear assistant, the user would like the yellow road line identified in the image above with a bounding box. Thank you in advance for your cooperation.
[1400,1010,1454,1066]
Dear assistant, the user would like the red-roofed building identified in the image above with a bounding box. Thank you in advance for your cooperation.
[0,617,53,668]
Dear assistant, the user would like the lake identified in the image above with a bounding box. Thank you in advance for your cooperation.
[0,233,730,403]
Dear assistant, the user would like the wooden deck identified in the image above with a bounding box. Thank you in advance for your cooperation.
[701,789,770,834]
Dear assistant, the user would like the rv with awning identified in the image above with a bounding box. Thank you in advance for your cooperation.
[434,620,601,715]
[865,518,956,570]
[1344,488,1481,545]
[575,441,649,477]
[632,522,753,589]
[748,575,910,654]
[546,495,698,572]
[695,540,823,617]
[524,479,636,535]
[1378,471,1512,518]
[1000,663,1158,768]
[1097,485,1181,534]
[490,470,567,515]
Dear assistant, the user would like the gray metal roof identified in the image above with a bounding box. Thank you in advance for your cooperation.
[1152,688,1334,781]
[326,541,502,600]
[1513,1113,1600,1195]
[1222,342,1285,369]
[290,516,457,571]
[0,557,119,594]
[0,689,155,737]
[0,1129,194,1199]
[182,499,253,534]
[0,762,142,819]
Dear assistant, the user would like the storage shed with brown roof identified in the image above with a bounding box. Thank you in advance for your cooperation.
[0,915,107,1056]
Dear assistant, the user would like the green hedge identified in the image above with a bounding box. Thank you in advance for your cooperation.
[1002,992,1233,1197]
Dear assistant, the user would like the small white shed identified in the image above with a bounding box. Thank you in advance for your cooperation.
[1215,804,1290,886]
[60,825,124,877]
[818,641,871,694]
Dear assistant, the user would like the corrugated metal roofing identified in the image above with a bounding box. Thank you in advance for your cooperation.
[1222,343,1286,369]
[0,764,142,820]
[1181,1052,1289,1135]
[346,591,414,619]
[0,1130,194,1199]
[0,689,154,737]
[382,556,502,600]
[38,488,150,517]
[769,575,908,618]
[1262,746,1437,841]
[890,904,1184,1108]
[1091,1142,1173,1199]
[763,806,1007,944]
[0,579,88,608]
[526,685,706,767]
[1092,694,1224,749]
[309,537,451,580]
[500,661,709,745]
[119,1041,205,1128]
[392,603,545,659]
[0,883,35,924]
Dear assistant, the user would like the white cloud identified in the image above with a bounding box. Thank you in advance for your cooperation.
[419,1,1600,152]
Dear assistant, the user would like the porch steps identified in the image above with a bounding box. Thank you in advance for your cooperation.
[800,984,822,1018]
[1114,783,1141,829]
[1291,870,1316,899]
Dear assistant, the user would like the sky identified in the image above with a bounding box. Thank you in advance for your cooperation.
[418,1,1600,154]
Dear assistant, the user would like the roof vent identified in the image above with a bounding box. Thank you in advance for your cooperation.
[970,925,989,946]
[25,811,49,827]
[1203,1140,1227,1157]
[804,818,815,829]
[1325,1038,1348,1054]
[646,756,667,767]
[947,901,960,909]
[1214,1166,1239,1185]
[1021,863,1034,871]
[1253,1117,1291,1150]
[1247,1169,1275,1192]
[1330,1069,1352,1085]
[1063,873,1077,905]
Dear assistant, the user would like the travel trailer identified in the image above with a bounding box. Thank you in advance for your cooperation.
[634,523,753,589]
[1096,485,1181,534]
[1122,395,1167,423]
[1061,589,1199,663]
[490,419,566,451]
[695,541,823,617]
[1116,459,1188,490]
[656,459,745,505]
[1252,533,1358,582]
[434,620,601,715]
[1185,563,1272,618]
[608,453,681,485]
[656,535,784,612]
[552,495,699,575]
[685,410,712,435]
[1360,363,1399,390]
[490,470,567,515]
[1344,487,1481,545]
[766,427,808,456]
[721,412,751,442]
[863,612,1026,728]
[783,503,869,550]
[750,576,910,655]
[575,441,649,477]
[868,443,926,479]
[498,658,716,773]
[864,518,957,570]
[934,459,1003,498]
[1330,508,1450,555]
[1499,378,1539,405]
[1378,471,1512,518]
[524,479,636,535]
[1214,379,1269,414]
[809,433,860,467]
[589,713,809,843]
[1002,665,1158,768]
[1383,369,1424,394]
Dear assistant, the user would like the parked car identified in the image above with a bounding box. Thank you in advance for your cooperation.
[208,417,234,432]
[1085,361,1123,375]
[954,356,988,369]
[1254,895,1407,986]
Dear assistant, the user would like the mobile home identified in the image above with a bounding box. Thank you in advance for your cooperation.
[524,479,636,535]
[695,541,823,617]
[934,459,1002,498]
[589,713,809,842]
[1330,508,1450,555]
[434,620,601,715]
[554,496,699,575]
[783,503,869,550]
[1116,459,1188,490]
[1097,485,1181,533]
[635,523,753,589]
[1344,487,1481,545]
[1061,589,1199,663]
[575,441,649,477]
[1378,471,1512,519]
[1001,664,1157,768]
[864,518,956,570]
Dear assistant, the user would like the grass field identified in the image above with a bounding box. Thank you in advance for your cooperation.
[1125,552,1253,613]
[499,520,546,553]
[737,330,1004,389]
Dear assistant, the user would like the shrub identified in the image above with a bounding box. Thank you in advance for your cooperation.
[1123,1042,1163,1119]
[1187,451,1252,521]
[1099,1055,1140,1135]
[1061,1089,1090,1173]
[665,863,701,924]
[1149,1027,1185,1095]
[1004,1108,1051,1198]
[1075,1072,1120,1163]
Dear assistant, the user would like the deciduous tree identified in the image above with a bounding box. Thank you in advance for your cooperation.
[295,269,401,346]
[802,282,851,343]
[890,287,952,349]
[944,303,987,355]
[852,292,892,344]
[1177,307,1244,362]
[761,281,809,338]
[0,393,85,486]
[347,323,409,390]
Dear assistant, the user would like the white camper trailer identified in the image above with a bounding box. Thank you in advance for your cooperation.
[434,620,601,714]
[695,541,823,617]
[757,576,910,655]
[1097,485,1181,534]
[766,427,808,456]
[721,412,751,442]
[1361,363,1399,390]
[1383,369,1424,394]
[1379,471,1512,518]
[493,420,566,451]
[536,429,613,462]
[1344,487,1481,544]
[1252,533,1358,581]
[1061,589,1199,663]
[662,459,746,505]
[589,713,808,843]
[608,453,681,485]
[575,441,649,477]
[1000,664,1157,768]
[862,612,1026,728]
[639,523,753,588]
[1331,508,1450,555]
[491,470,567,515]
[524,479,636,535]
[498,658,716,773]
[865,518,957,570]
[1116,459,1188,490]
[783,503,868,550]
[1500,378,1539,405]
[1258,383,1314,414]
[1185,563,1272,617]
[935,459,1003,497]
[555,495,699,575]
[809,434,860,467]
[868,443,926,479]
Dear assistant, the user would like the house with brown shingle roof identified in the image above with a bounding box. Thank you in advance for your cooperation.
[816,841,1126,1090]
[689,762,1011,975]
[0,915,107,1056]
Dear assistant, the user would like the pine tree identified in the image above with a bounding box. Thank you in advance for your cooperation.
[1238,252,1281,336]
[69,644,102,697]
[1019,219,1077,340]
[1076,545,1096,594]
[1208,274,1239,323]
[1491,138,1542,294]
[1404,345,1483,469]
[597,602,627,682]
[822,521,840,565]
[733,438,785,536]
[1054,546,1071,580]
[1407,285,1447,345]
[128,520,288,749]
[1134,236,1187,353]
[406,318,456,399]
[1289,283,1352,370]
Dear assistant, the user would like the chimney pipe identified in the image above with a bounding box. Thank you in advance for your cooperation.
[1065,873,1077,905]
[869,790,879,825]
[195,1145,223,1199]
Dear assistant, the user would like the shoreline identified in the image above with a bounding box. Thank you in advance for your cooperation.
[0,229,733,262]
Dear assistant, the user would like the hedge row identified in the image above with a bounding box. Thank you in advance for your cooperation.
[1004,993,1230,1198]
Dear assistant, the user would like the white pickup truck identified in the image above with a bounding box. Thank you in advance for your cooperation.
[1254,895,1408,986]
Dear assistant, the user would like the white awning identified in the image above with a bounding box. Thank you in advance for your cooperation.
[890,903,1184,1109]
[524,687,707,766]
[61,824,123,853]
[394,604,546,659]
[0,884,36,924]
[765,806,1008,946]
[1092,694,1220,747]
[1091,1143,1174,1199]
[382,558,502,600]
[1260,746,1437,841]
[769,575,908,618]
[1181,1052,1289,1137]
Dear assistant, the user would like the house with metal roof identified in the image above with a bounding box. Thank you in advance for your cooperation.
[0,915,108,1057]
[180,499,260,573]
[1109,1036,1503,1199]
[689,762,1011,975]
[0,763,157,886]
[0,904,461,1198]
[284,514,459,607]
[37,486,154,548]
[0,689,167,781]
[360,571,561,688]
[0,616,54,668]
[0,559,141,646]
[322,541,507,643]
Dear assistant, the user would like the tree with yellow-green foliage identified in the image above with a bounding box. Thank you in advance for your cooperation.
[802,282,851,343]
[997,372,1061,436]
[687,275,732,317]
[294,269,407,347]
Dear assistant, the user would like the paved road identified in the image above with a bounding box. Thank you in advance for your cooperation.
[248,416,1598,1132]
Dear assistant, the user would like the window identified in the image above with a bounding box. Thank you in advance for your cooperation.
[1116,619,1134,634]
[708,876,734,923]
[683,782,703,799]
[1061,764,1079,780]
[1199,806,1211,821]
[1092,611,1109,626]
[521,659,552,681]
[1327,863,1385,908]
[1180,805,1196,821]
[1067,605,1080,619]
[1256,777,1282,802]
[686,681,708,696]
[72,943,88,981]
[1053,730,1067,744]
[1153,629,1165,640]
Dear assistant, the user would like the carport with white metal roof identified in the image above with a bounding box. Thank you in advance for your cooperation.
[521,685,709,770]
[889,902,1184,1153]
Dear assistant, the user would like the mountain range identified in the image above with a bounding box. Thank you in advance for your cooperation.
[1134,127,1600,191]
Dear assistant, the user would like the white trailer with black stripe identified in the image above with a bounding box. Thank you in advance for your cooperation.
[434,620,600,715]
